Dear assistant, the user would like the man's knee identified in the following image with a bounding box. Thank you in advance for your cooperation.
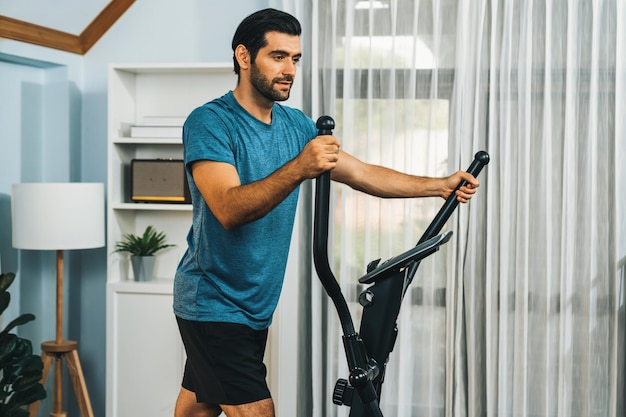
[175,387,222,417]
[220,398,275,417]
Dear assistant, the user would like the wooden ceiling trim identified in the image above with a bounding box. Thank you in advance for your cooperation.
[0,0,135,55]
[0,15,83,54]
[80,0,135,53]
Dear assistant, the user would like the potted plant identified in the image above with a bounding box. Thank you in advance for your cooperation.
[113,225,175,281]
[0,272,46,417]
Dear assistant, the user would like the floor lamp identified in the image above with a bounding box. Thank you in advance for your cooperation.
[11,183,104,417]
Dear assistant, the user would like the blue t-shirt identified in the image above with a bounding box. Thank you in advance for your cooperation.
[173,91,317,330]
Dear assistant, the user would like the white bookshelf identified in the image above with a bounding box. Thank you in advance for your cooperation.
[106,62,235,285]
[105,63,235,417]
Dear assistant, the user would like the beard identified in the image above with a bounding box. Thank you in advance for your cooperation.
[249,63,292,102]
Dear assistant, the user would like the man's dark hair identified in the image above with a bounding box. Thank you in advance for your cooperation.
[231,8,302,75]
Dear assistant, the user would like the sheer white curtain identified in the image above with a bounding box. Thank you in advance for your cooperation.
[309,1,626,417]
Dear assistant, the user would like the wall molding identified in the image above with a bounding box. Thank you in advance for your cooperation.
[0,0,135,55]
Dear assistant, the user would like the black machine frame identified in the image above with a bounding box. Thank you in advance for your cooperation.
[312,116,490,417]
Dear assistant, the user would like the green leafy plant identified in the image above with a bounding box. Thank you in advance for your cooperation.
[113,225,175,256]
[0,272,46,417]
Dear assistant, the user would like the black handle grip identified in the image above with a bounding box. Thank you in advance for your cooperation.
[313,116,356,336]
[417,151,490,245]
[317,114,335,136]
[402,151,490,285]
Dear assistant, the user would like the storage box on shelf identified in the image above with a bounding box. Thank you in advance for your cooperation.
[106,63,235,417]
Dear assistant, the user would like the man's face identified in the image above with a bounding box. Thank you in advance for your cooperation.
[249,31,302,102]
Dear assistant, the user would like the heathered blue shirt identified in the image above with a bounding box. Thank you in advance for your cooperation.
[173,91,317,330]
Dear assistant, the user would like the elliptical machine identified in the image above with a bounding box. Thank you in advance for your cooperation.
[312,116,490,417]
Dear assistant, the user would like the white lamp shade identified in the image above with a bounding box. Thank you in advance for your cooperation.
[11,183,105,250]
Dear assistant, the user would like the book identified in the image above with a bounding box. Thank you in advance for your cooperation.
[130,125,183,138]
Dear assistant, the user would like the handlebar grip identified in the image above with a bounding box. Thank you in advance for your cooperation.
[417,151,490,245]
[317,115,335,136]
[313,116,356,336]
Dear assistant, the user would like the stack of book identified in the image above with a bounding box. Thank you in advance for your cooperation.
[130,116,186,138]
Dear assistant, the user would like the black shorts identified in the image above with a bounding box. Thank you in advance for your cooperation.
[176,317,271,405]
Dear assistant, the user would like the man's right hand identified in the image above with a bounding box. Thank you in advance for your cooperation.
[295,135,341,178]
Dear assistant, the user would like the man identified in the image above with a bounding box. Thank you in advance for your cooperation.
[173,8,479,417]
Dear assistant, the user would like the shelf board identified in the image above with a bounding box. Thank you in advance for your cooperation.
[108,279,174,295]
[110,62,233,73]
[113,137,183,145]
[112,202,192,211]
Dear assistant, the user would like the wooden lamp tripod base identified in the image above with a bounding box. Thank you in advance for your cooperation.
[27,250,95,417]
[29,340,94,417]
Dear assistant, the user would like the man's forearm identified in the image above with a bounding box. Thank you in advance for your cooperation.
[212,159,306,229]
[332,152,445,199]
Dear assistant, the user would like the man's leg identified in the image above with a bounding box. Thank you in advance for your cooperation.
[174,387,275,417]
[220,398,275,417]
[175,387,222,417]
[177,319,273,417]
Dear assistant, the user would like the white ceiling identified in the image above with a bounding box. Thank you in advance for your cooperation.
[0,0,111,35]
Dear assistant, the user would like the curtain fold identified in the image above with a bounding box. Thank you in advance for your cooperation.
[311,1,624,416]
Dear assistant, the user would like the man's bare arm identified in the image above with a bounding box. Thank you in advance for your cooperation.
[192,160,300,229]
[331,151,479,202]
[192,135,341,229]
